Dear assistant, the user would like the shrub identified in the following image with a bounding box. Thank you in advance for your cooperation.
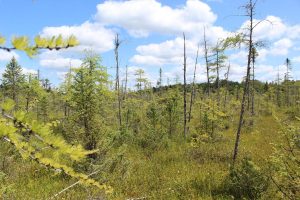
[224,157,269,199]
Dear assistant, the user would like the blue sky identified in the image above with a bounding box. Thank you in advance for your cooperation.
[0,0,300,87]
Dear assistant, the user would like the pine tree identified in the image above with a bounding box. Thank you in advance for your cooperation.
[2,57,25,108]
[70,53,109,155]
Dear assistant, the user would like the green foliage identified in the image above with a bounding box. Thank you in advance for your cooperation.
[135,68,148,91]
[0,34,78,57]
[162,89,182,136]
[67,52,110,151]
[270,119,300,199]
[2,57,25,104]
[223,33,245,49]
[0,171,14,198]
[1,98,15,112]
[224,157,269,199]
[192,99,227,144]
[0,99,112,194]
[0,35,5,45]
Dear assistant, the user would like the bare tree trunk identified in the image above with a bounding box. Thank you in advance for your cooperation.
[233,0,255,165]
[216,50,220,105]
[224,62,231,109]
[187,43,200,134]
[114,34,122,128]
[183,33,187,139]
[285,58,291,107]
[124,65,128,101]
[251,49,255,117]
[203,27,210,97]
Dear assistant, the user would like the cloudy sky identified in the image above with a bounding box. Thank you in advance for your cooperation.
[0,0,300,87]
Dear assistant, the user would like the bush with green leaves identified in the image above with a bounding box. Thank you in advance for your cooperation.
[270,118,300,199]
[224,157,269,199]
[0,171,14,198]
[0,99,112,195]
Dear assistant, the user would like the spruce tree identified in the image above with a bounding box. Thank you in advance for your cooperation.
[70,53,109,155]
[2,57,25,108]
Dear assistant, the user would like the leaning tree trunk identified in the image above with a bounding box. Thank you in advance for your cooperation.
[233,0,254,165]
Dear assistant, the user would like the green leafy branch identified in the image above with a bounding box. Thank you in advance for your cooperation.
[0,34,79,57]
[0,99,112,194]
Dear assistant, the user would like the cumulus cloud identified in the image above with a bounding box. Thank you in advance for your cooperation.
[22,68,37,75]
[271,38,293,55]
[130,37,201,67]
[32,0,300,84]
[95,0,228,40]
[293,56,300,63]
[38,51,82,70]
[38,21,115,70]
[41,21,115,53]
[0,50,19,61]
[40,58,82,69]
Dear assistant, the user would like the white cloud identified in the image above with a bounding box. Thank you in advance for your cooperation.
[22,68,37,75]
[286,25,300,39]
[39,21,115,70]
[40,58,82,69]
[0,50,19,61]
[32,1,300,84]
[57,71,68,81]
[38,21,115,70]
[41,21,115,53]
[271,38,293,55]
[95,0,227,39]
[254,16,287,40]
[38,50,82,70]
[293,56,300,63]
[130,37,200,66]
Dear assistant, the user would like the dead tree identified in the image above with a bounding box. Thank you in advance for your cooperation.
[114,34,122,128]
[124,65,128,100]
[203,27,211,97]
[183,33,187,139]
[187,43,200,134]
[224,62,231,109]
[233,0,257,164]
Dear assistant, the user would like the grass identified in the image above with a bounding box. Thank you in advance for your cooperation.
[0,110,290,199]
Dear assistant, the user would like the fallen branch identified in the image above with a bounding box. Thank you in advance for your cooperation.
[47,169,102,200]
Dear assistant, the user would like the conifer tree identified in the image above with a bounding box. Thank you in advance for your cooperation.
[135,69,148,91]
[211,40,227,105]
[2,57,25,108]
[70,53,109,154]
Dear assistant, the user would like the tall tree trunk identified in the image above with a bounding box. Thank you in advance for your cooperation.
[114,34,122,128]
[251,49,255,117]
[224,62,231,109]
[203,27,210,97]
[183,33,187,139]
[124,65,128,101]
[276,68,281,107]
[233,0,255,165]
[216,50,220,106]
[187,43,200,134]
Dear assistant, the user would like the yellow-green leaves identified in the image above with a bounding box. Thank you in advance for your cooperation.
[12,36,29,51]
[1,99,15,112]
[34,35,48,48]
[55,35,63,46]
[67,35,79,46]
[1,34,79,57]
[0,104,111,193]
[0,35,5,45]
